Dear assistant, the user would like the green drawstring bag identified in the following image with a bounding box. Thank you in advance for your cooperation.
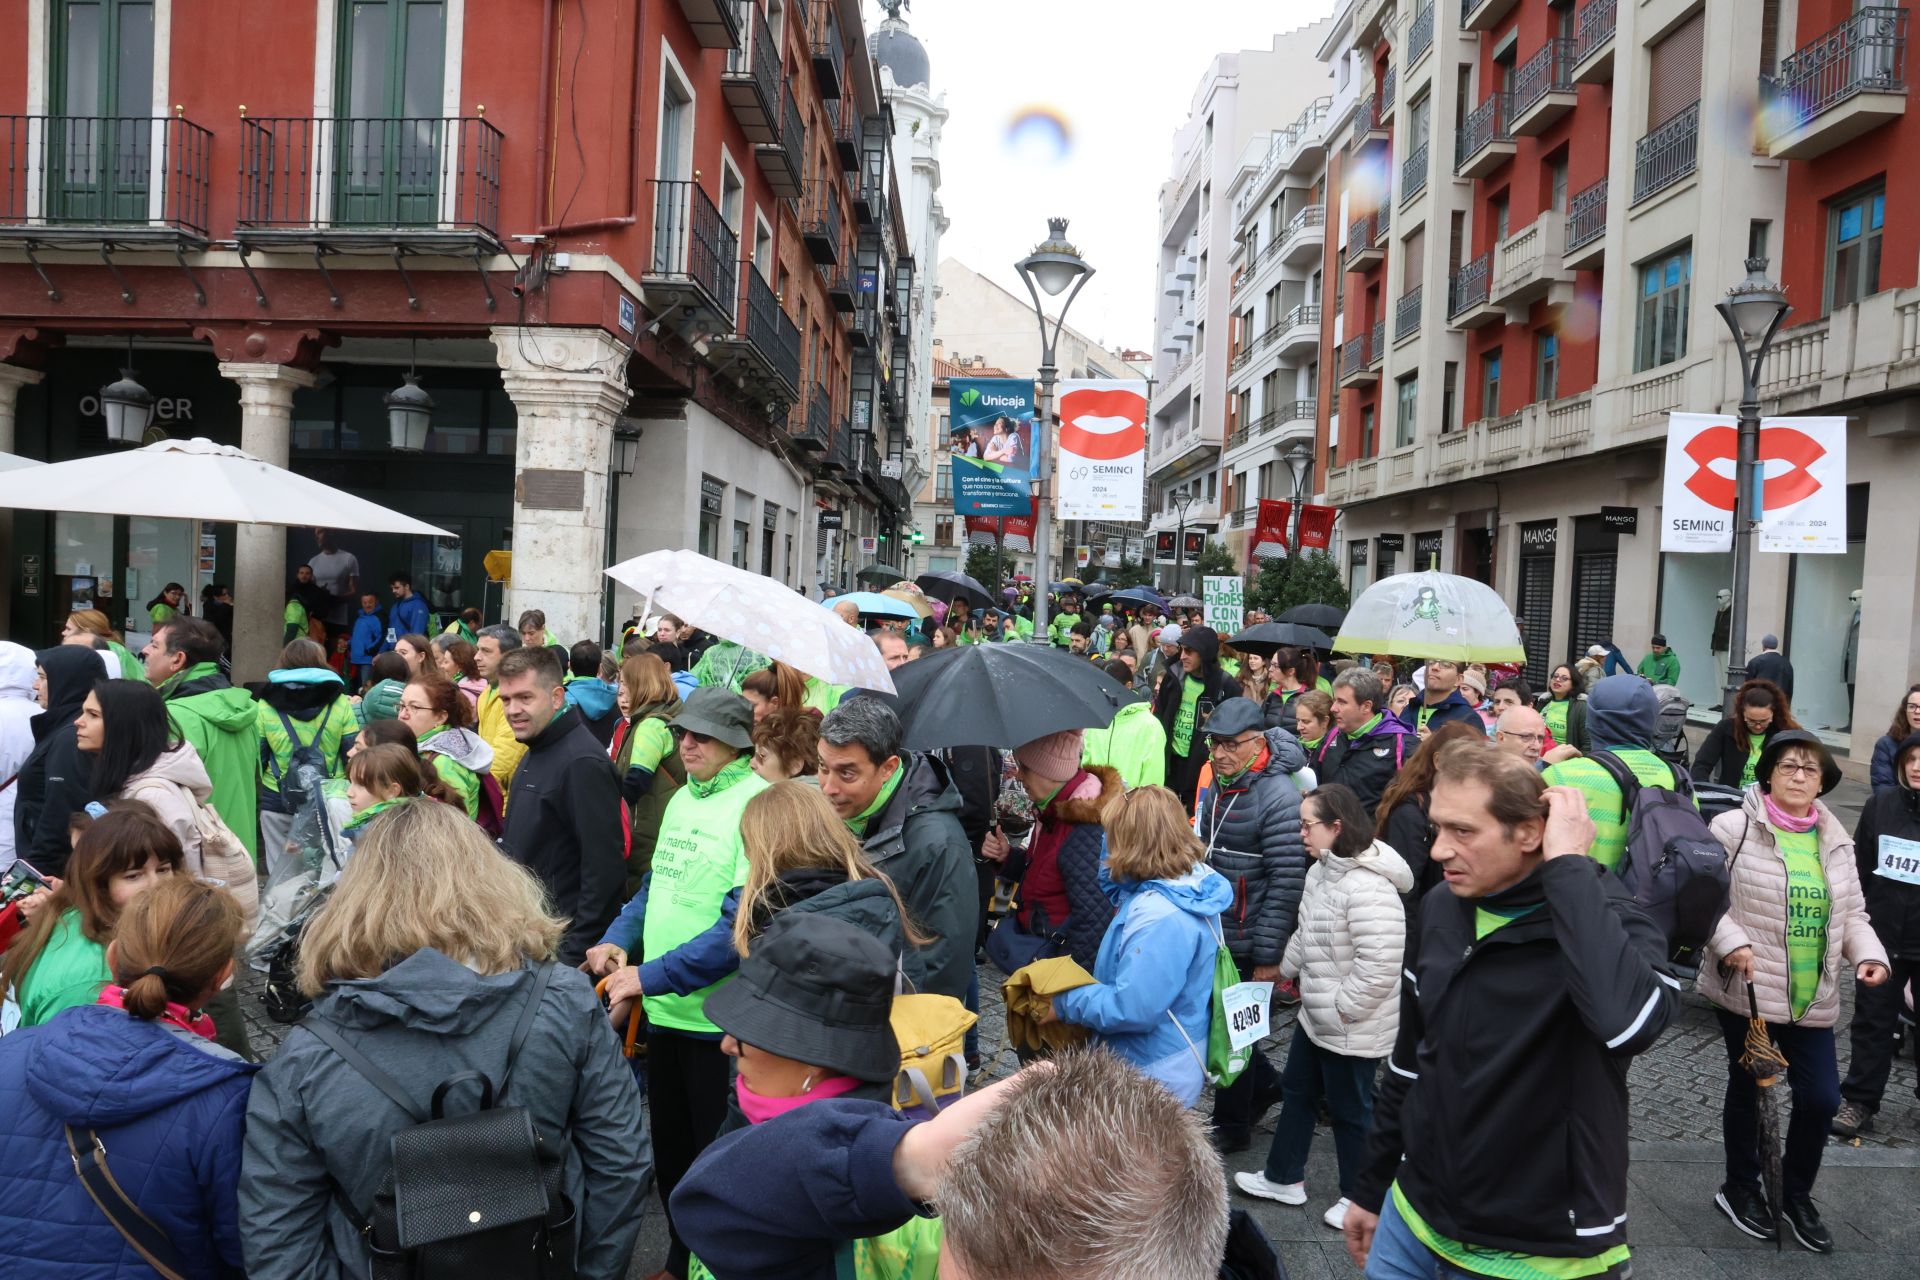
[1170,917,1256,1088]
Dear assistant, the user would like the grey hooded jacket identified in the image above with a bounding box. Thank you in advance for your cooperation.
[1195,727,1311,967]
[240,948,652,1280]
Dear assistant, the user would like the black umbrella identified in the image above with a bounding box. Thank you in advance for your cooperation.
[1742,983,1789,1251]
[1228,622,1334,655]
[855,563,907,587]
[888,643,1140,750]
[1279,602,1346,629]
[915,570,993,611]
[1107,586,1166,609]
[1167,594,1204,610]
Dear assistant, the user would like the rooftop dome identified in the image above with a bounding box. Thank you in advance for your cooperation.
[869,17,929,90]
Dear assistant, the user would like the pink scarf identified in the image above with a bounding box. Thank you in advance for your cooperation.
[1762,793,1818,834]
[95,985,216,1040]
[735,1072,861,1125]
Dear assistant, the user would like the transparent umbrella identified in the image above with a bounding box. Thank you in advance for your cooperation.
[1332,570,1524,663]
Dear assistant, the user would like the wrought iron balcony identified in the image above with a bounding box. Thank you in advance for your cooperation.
[855,130,887,224]
[755,86,805,198]
[713,263,801,401]
[1632,101,1699,204]
[678,0,742,48]
[1396,286,1423,341]
[1400,141,1430,204]
[1408,3,1436,65]
[1564,179,1607,270]
[235,114,503,249]
[1763,6,1908,159]
[1511,39,1577,135]
[798,178,841,265]
[1572,0,1617,83]
[789,381,832,452]
[1346,210,1386,272]
[722,0,781,143]
[646,178,739,329]
[1448,251,1499,328]
[1380,67,1398,123]
[1455,93,1515,178]
[1339,326,1381,387]
[830,99,863,171]
[810,1,846,99]
[0,113,212,245]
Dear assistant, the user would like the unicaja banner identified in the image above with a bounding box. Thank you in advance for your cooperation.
[1662,413,1848,555]
[1296,504,1336,551]
[1056,379,1148,520]
[949,378,1035,517]
[1251,500,1291,563]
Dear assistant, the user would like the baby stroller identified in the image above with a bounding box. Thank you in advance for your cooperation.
[1648,684,1692,770]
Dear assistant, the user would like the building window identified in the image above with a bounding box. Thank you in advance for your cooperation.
[935,463,951,500]
[935,514,955,546]
[1441,361,1458,434]
[1481,350,1503,419]
[1548,157,1569,214]
[1395,375,1418,448]
[1360,405,1376,454]
[1826,185,1885,313]
[1491,194,1510,243]
[1536,331,1559,402]
[1748,219,1771,263]
[1635,246,1691,372]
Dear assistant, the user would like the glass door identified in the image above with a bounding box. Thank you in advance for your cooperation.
[48,0,154,222]
[335,0,445,227]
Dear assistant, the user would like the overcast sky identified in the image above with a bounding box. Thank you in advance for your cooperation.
[870,0,1338,354]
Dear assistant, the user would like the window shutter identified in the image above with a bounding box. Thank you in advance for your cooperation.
[1760,0,1782,76]
[1648,10,1705,128]
[1403,227,1426,289]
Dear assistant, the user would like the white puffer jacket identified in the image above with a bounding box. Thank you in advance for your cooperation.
[1697,788,1887,1027]
[1280,838,1413,1058]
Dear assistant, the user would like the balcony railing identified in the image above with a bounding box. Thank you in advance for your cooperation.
[799,178,841,265]
[1455,93,1513,174]
[1409,3,1436,64]
[236,115,502,243]
[829,98,863,170]
[1632,100,1699,204]
[1277,398,1315,426]
[1231,97,1333,223]
[1401,141,1429,203]
[1371,320,1385,361]
[1566,179,1607,251]
[1575,0,1617,66]
[722,0,780,139]
[1283,302,1321,333]
[649,178,738,318]
[790,381,832,451]
[739,264,801,395]
[0,114,212,239]
[755,85,805,196]
[1396,286,1423,341]
[809,0,845,99]
[1341,331,1370,373]
[1350,95,1377,151]
[1448,252,1492,317]
[1381,67,1398,116]
[1512,39,1575,117]
[1763,7,1907,135]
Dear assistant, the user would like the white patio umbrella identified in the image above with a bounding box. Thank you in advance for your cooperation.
[607,548,896,694]
[1332,570,1525,664]
[0,451,45,474]
[0,437,452,535]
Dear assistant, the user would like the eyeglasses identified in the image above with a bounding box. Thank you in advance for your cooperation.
[1497,731,1547,745]
[1208,733,1263,753]
[398,701,435,715]
[1773,761,1822,779]
[671,727,714,745]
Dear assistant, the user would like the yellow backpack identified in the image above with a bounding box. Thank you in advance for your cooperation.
[890,992,975,1119]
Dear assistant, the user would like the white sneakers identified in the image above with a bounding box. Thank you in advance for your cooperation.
[1232,1171,1307,1205]
[1231,1172,1348,1230]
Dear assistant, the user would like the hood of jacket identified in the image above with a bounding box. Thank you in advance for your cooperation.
[565,676,619,722]
[167,683,259,737]
[0,640,37,701]
[1049,764,1124,826]
[760,871,910,948]
[23,1004,254,1127]
[250,666,347,715]
[866,752,965,848]
[1220,726,1310,790]
[314,946,540,1036]
[1320,838,1416,894]
[32,645,102,740]
[1587,674,1656,749]
[419,724,495,773]
[1133,859,1235,915]
[124,741,214,802]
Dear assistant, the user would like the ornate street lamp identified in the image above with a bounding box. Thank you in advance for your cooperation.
[99,338,156,446]
[385,342,435,452]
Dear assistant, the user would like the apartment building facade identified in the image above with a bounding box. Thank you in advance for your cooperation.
[1311,0,1919,758]
[0,0,914,674]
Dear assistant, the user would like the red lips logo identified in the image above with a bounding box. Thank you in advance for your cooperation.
[1682,424,1825,512]
[1058,388,1147,461]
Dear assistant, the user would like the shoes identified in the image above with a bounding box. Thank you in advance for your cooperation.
[1713,1182,1777,1242]
[1831,1099,1874,1138]
[1784,1198,1834,1253]
[1212,1128,1252,1154]
[1274,977,1301,1007]
[1233,1171,1308,1205]
[1323,1198,1351,1230]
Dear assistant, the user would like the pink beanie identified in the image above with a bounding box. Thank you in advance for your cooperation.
[1015,729,1085,786]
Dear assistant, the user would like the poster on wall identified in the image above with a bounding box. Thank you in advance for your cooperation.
[1250,500,1291,563]
[948,378,1035,517]
[1203,575,1244,634]
[1055,379,1148,521]
[1756,416,1846,554]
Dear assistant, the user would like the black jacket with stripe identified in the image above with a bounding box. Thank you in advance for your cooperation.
[1352,855,1681,1259]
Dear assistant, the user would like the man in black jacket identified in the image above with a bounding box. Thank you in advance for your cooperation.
[1326,666,1416,815]
[1345,738,1679,1276]
[496,645,626,966]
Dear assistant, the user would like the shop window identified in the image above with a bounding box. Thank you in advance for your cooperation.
[1826,184,1885,314]
[340,386,388,451]
[291,385,337,451]
[1635,246,1691,372]
[423,387,482,456]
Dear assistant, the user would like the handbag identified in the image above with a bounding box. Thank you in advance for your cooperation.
[65,1126,190,1280]
[984,905,1065,973]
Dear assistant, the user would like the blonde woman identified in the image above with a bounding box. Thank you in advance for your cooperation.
[733,780,928,987]
[238,801,651,1280]
[1038,785,1234,1107]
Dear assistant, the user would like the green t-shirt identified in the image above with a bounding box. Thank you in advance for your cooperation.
[1742,738,1764,787]
[1541,749,1688,873]
[1392,1184,1631,1280]
[627,717,675,773]
[1776,826,1829,1020]
[1173,675,1202,758]
[1540,698,1571,742]
[12,909,110,1028]
[1473,900,1544,940]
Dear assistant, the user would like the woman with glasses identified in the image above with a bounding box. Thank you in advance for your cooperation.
[1869,682,1920,792]
[1693,678,1797,789]
[1534,663,1590,753]
[394,672,493,822]
[1698,730,1889,1253]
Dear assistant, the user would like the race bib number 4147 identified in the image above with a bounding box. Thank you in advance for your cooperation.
[1876,835,1920,886]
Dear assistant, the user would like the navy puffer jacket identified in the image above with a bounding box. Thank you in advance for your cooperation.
[1196,727,1310,966]
[0,1004,256,1278]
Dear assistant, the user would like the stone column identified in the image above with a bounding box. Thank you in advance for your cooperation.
[0,363,44,636]
[218,362,315,682]
[490,326,630,642]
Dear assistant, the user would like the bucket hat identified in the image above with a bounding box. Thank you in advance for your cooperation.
[1755,728,1842,797]
[704,913,900,1084]
[668,686,755,750]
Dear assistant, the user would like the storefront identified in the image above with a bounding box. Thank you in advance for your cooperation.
[1514,519,1558,687]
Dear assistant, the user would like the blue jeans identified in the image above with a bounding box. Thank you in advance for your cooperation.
[1364,1194,1476,1280]
[1262,1024,1377,1198]
[1713,1006,1840,1201]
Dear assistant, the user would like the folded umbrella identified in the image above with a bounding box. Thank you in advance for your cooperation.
[915,570,994,611]
[1228,622,1333,655]
[1279,602,1347,630]
[887,643,1140,750]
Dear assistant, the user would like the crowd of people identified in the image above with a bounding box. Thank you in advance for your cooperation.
[0,567,1913,1280]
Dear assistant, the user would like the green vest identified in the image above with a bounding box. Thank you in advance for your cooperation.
[1081,701,1168,789]
[689,1217,943,1280]
[1542,749,1683,872]
[162,666,262,857]
[641,766,770,1033]
[257,696,358,795]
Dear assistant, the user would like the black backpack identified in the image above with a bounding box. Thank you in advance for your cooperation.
[1589,750,1732,966]
[302,963,577,1280]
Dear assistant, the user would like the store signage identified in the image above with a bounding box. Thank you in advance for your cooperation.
[879,458,902,479]
[699,477,724,517]
[1601,506,1638,534]
[20,553,39,597]
[1520,521,1558,550]
[1351,542,1368,564]
[1182,530,1206,558]
[78,394,193,421]
[1377,533,1405,551]
[1414,532,1443,564]
[1154,531,1176,558]
[1661,413,1846,554]
[1056,379,1147,521]
[819,510,844,529]
[1074,545,1091,568]
[763,500,779,531]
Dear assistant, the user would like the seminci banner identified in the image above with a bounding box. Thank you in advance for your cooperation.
[1056,379,1147,521]
[1251,499,1291,562]
[949,377,1035,517]
[1661,412,1847,554]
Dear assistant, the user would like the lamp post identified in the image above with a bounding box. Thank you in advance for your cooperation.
[1713,257,1791,711]
[1171,489,1197,595]
[1015,217,1094,644]
[1282,437,1314,552]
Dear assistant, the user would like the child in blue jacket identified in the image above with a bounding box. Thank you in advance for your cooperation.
[348,592,387,684]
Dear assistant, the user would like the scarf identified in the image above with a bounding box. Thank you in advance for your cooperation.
[1345,712,1384,744]
[1762,793,1818,834]
[735,1072,861,1125]
[846,765,905,836]
[346,797,410,829]
[688,755,753,800]
[1217,744,1272,790]
[96,985,216,1040]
